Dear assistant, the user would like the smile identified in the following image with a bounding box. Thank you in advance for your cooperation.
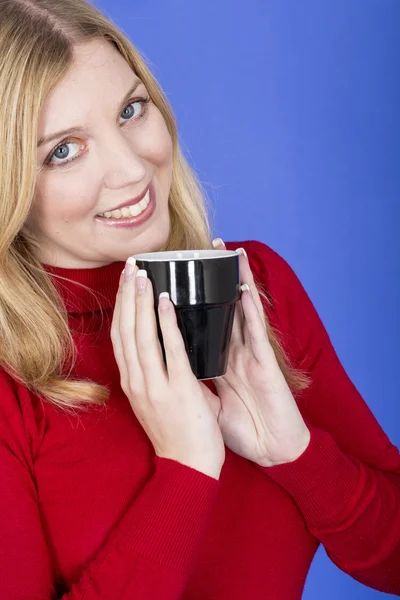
[97,189,150,219]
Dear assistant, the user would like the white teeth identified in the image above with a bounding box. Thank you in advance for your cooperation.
[138,197,148,211]
[99,190,150,219]
[129,202,142,217]
[121,207,131,217]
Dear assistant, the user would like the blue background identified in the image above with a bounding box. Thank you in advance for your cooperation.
[94,0,399,597]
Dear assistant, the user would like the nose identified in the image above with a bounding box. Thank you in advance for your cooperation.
[101,130,147,190]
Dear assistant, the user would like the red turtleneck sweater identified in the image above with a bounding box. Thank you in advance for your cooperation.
[0,239,399,599]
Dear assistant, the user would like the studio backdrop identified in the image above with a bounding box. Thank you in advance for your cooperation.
[93,1,400,598]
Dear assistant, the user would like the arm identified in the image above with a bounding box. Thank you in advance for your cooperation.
[249,240,400,595]
[0,372,220,599]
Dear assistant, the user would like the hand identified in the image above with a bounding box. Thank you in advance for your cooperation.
[111,259,226,480]
[201,239,310,468]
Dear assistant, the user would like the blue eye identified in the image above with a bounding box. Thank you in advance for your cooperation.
[45,96,151,168]
[47,140,84,166]
[120,100,146,123]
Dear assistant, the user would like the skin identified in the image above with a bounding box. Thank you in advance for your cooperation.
[24,38,173,268]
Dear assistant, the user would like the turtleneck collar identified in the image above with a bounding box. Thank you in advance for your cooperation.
[43,260,125,315]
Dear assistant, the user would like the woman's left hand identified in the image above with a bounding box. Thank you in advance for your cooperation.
[200,238,311,467]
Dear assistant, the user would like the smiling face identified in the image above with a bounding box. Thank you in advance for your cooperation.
[24,39,173,268]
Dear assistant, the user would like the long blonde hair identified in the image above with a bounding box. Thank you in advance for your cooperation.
[0,0,311,413]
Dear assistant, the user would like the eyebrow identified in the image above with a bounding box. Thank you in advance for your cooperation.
[37,78,143,148]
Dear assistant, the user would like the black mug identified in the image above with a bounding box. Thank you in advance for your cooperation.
[133,249,241,380]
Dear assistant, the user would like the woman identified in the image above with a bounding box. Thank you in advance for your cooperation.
[0,0,399,598]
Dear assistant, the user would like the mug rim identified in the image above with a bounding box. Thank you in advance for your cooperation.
[133,249,238,262]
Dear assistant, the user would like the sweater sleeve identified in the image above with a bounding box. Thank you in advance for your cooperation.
[0,371,220,599]
[247,240,400,596]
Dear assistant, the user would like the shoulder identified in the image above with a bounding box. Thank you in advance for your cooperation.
[225,239,299,285]
[224,238,304,313]
[224,239,326,366]
[0,366,21,410]
[0,367,45,461]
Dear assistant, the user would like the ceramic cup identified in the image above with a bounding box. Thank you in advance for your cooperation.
[133,249,241,380]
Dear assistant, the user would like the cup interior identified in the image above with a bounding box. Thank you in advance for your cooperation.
[133,249,237,261]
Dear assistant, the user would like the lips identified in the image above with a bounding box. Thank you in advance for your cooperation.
[96,182,151,216]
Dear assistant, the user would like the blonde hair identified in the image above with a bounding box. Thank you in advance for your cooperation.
[0,0,311,413]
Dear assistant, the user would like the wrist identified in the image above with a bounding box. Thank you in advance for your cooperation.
[258,428,311,468]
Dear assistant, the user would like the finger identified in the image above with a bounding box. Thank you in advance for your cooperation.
[240,284,271,364]
[157,292,195,383]
[212,238,244,345]
[230,300,245,346]
[235,248,267,333]
[110,269,129,388]
[213,239,267,332]
[135,270,168,394]
[119,262,149,396]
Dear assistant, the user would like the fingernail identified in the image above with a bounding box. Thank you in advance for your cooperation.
[159,291,170,312]
[124,257,136,281]
[236,247,248,259]
[136,269,147,295]
[119,269,125,285]
[212,237,224,248]
[240,283,251,294]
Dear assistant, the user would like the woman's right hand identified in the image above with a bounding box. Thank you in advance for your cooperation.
[111,259,225,480]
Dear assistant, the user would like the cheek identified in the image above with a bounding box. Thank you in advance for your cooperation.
[137,110,173,166]
[34,175,97,222]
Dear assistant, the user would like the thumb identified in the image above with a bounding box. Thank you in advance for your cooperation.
[198,381,221,420]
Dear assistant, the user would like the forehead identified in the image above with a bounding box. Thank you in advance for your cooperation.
[38,40,137,135]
